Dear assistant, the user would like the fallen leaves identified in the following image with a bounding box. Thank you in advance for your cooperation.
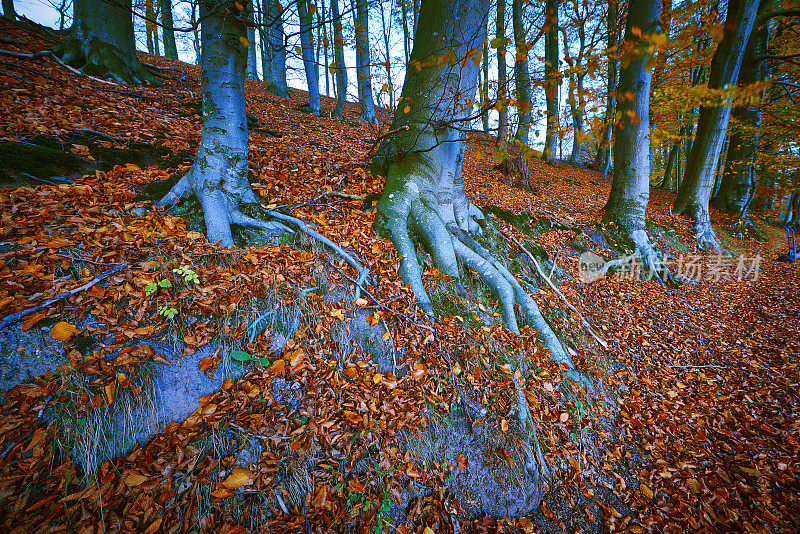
[50,321,79,341]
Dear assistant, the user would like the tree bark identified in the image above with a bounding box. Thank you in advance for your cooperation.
[673,0,759,251]
[2,0,15,20]
[512,0,531,142]
[260,0,289,97]
[541,0,559,162]
[331,0,347,116]
[160,0,178,60]
[298,0,321,114]
[355,0,378,123]
[145,0,157,55]
[156,0,289,247]
[496,0,508,142]
[481,36,490,132]
[603,0,673,284]
[713,11,769,218]
[57,0,161,85]
[593,0,618,172]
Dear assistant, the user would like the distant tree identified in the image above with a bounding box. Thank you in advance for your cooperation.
[541,0,559,161]
[57,0,161,85]
[714,8,770,218]
[331,0,348,116]
[673,0,759,251]
[2,0,15,20]
[260,0,289,96]
[512,0,531,141]
[146,0,160,56]
[603,0,674,284]
[355,0,378,123]
[593,0,619,173]
[157,0,288,246]
[246,0,259,79]
[298,0,321,114]
[496,0,508,142]
[160,0,178,59]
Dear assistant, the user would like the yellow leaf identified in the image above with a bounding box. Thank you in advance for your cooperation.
[741,467,762,477]
[354,297,368,307]
[222,466,254,489]
[239,36,250,47]
[423,526,435,534]
[51,321,79,341]
[124,163,141,171]
[373,373,383,384]
[104,382,116,405]
[640,483,653,499]
[517,517,535,534]
[403,105,411,113]
[660,468,673,478]
[500,418,508,432]
[381,331,391,341]
[330,309,345,320]
[234,1,244,10]
[666,390,678,398]
[124,474,148,486]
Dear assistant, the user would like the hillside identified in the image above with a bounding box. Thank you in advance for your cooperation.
[0,20,799,534]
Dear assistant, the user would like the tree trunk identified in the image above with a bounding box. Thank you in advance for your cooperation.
[261,0,289,97]
[160,0,178,59]
[2,0,15,20]
[331,0,347,116]
[372,0,576,487]
[603,0,673,284]
[355,0,378,123]
[593,0,618,172]
[713,12,769,218]
[57,0,161,85]
[321,0,330,97]
[156,0,289,247]
[541,0,559,162]
[191,0,200,63]
[145,0,157,55]
[245,0,259,79]
[298,0,321,114]
[673,0,759,251]
[512,0,531,141]
[482,36,490,132]
[401,0,410,64]
[496,0,508,142]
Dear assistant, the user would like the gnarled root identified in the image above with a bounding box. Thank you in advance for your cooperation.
[54,37,161,86]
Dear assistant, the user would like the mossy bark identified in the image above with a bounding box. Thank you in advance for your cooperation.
[260,0,289,97]
[298,0,321,114]
[355,0,378,124]
[57,0,161,86]
[512,0,531,142]
[331,0,348,116]
[541,0,559,161]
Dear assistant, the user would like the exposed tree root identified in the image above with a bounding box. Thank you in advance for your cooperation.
[53,37,161,86]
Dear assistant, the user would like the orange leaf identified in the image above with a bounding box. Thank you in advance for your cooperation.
[499,447,513,466]
[144,517,162,534]
[211,487,233,498]
[0,296,14,309]
[500,418,508,432]
[270,359,286,374]
[22,313,46,332]
[199,356,215,372]
[456,454,468,469]
[50,321,79,341]
[222,466,254,489]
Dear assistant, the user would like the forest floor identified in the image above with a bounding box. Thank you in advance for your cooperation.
[0,21,798,534]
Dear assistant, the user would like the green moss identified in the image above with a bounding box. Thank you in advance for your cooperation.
[0,141,84,183]
[134,173,181,202]
[481,205,551,236]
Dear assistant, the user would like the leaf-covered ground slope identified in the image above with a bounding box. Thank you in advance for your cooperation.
[0,23,798,534]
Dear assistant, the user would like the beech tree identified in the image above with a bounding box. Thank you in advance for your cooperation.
[355,0,378,123]
[2,0,15,20]
[592,0,619,173]
[246,0,259,79]
[371,0,579,486]
[603,0,673,284]
[496,0,508,142]
[57,0,161,85]
[331,0,347,116]
[673,0,759,251]
[260,0,289,97]
[156,0,288,245]
[298,0,321,114]
[146,0,160,56]
[160,0,178,59]
[713,11,770,218]
[541,0,559,162]
[512,0,531,141]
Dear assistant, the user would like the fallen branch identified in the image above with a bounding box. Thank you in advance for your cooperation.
[504,230,609,349]
[0,48,52,60]
[0,264,127,329]
[47,53,119,86]
[284,190,365,211]
[74,128,127,143]
[262,206,372,300]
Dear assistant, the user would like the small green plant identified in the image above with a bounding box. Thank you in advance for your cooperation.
[144,279,171,295]
[229,349,273,368]
[158,305,178,319]
[172,265,199,284]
